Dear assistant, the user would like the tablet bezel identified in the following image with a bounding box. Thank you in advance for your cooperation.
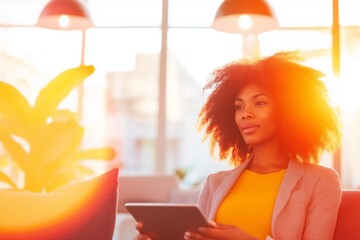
[125,202,209,240]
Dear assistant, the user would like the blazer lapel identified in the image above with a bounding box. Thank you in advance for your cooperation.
[208,158,252,219]
[271,160,305,234]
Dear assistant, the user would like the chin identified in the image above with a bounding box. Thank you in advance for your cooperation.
[243,138,259,146]
[242,134,268,145]
[243,135,277,147]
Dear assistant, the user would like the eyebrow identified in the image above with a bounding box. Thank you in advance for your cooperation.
[234,93,270,102]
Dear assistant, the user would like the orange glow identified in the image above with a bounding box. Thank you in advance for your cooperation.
[0,182,98,233]
[0,168,118,239]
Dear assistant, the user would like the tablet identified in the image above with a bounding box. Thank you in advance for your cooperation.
[125,203,209,240]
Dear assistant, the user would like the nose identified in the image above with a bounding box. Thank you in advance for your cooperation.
[241,110,254,120]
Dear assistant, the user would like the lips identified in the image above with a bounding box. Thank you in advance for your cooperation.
[241,124,259,134]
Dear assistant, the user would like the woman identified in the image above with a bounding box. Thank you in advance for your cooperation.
[136,52,342,240]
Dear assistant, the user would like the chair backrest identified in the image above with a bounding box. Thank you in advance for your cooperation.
[333,190,360,240]
[117,175,179,213]
[0,168,119,240]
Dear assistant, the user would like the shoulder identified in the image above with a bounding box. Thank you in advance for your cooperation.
[291,160,339,178]
[302,162,340,181]
[289,161,341,191]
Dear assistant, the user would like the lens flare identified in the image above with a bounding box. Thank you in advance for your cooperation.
[0,168,118,239]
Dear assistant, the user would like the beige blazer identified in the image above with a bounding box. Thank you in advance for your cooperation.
[197,158,342,240]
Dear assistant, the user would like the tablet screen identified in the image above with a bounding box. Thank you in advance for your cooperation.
[125,203,209,240]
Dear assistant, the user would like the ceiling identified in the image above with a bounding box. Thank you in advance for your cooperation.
[1,0,359,28]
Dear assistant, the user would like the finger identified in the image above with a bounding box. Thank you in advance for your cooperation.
[184,231,203,240]
[184,230,216,240]
[135,222,143,231]
[136,232,153,240]
[136,234,151,240]
[208,221,217,228]
[207,221,230,229]
[198,226,227,238]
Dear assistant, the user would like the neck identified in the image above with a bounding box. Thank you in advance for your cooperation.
[247,140,289,174]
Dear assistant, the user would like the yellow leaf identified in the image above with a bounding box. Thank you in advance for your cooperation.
[0,82,31,122]
[32,65,95,125]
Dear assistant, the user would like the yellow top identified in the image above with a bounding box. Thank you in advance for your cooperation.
[215,169,286,240]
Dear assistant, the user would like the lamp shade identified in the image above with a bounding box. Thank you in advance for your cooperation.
[37,0,93,30]
[212,0,279,34]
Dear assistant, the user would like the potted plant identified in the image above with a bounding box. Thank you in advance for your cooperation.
[0,65,115,192]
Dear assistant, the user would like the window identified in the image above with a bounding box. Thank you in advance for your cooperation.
[1,0,359,189]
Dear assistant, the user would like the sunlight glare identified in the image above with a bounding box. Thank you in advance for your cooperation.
[0,176,102,234]
[324,75,341,107]
[325,74,359,114]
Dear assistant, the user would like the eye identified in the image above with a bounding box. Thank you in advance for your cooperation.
[235,104,244,110]
[255,101,267,106]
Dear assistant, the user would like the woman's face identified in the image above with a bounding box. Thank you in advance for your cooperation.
[234,84,277,146]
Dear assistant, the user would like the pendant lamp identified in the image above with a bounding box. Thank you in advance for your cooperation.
[37,0,93,30]
[212,0,279,34]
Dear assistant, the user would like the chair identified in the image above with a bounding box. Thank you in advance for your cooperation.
[333,190,360,240]
[113,175,179,240]
[0,168,119,240]
[116,175,179,213]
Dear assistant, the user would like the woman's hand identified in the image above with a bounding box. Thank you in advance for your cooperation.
[135,222,152,240]
[184,221,257,240]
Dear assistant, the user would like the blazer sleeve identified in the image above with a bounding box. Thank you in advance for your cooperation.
[302,168,342,240]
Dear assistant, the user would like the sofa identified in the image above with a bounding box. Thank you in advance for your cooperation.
[113,176,360,240]
[333,190,360,240]
[0,168,119,240]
